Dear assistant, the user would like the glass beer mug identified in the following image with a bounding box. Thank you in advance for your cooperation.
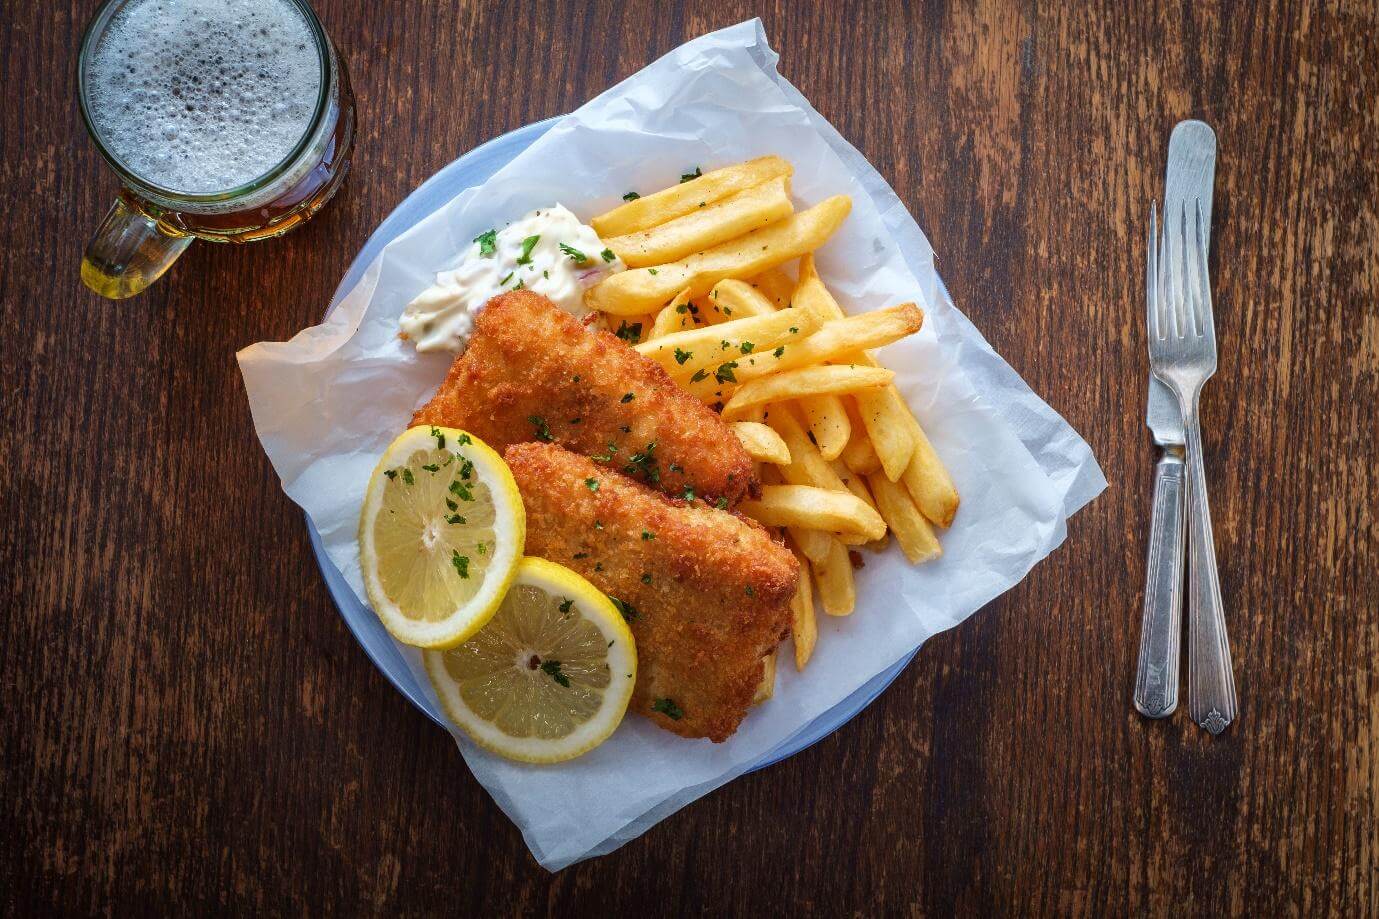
[78,0,356,298]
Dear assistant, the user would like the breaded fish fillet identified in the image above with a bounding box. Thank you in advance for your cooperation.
[412,290,756,507]
[504,442,799,742]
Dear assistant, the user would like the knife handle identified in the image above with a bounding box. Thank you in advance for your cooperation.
[1134,449,1185,718]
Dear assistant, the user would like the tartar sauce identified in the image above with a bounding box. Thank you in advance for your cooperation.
[399,204,623,352]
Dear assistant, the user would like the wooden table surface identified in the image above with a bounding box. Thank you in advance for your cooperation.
[4,1,1376,914]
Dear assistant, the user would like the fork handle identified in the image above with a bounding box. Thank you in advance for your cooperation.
[1183,404,1238,733]
[1134,449,1185,718]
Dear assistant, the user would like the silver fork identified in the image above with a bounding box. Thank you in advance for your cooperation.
[1147,199,1238,735]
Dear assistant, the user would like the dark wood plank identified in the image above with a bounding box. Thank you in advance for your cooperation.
[2,0,1375,914]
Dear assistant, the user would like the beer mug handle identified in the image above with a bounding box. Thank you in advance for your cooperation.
[81,193,193,299]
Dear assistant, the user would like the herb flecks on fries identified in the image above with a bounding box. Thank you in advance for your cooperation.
[587,157,958,676]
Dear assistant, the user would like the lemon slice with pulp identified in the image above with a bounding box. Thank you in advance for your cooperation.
[359,425,525,649]
[424,557,637,763]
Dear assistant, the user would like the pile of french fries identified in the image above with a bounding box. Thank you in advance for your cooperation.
[586,156,959,687]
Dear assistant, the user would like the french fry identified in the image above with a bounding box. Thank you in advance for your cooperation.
[852,384,916,481]
[730,421,791,464]
[753,652,777,704]
[738,485,886,542]
[726,303,925,383]
[705,278,778,322]
[792,253,847,323]
[607,314,654,344]
[648,289,696,338]
[868,472,942,563]
[840,399,883,475]
[604,176,794,268]
[900,414,960,528]
[790,547,817,669]
[636,309,819,376]
[722,364,893,419]
[765,404,849,492]
[788,526,834,565]
[591,155,794,237]
[750,267,797,308]
[585,196,852,315]
[831,460,879,513]
[812,538,856,616]
[797,394,851,461]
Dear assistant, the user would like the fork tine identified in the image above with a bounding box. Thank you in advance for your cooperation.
[1174,200,1190,338]
[1193,198,1214,339]
[1148,201,1159,340]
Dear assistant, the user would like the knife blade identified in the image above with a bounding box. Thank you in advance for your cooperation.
[1134,120,1216,719]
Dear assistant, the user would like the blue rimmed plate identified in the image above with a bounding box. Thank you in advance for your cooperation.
[311,116,917,769]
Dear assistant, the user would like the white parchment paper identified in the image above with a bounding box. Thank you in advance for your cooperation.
[237,20,1105,870]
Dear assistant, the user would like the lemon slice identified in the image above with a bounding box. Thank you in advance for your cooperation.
[359,426,525,649]
[424,557,637,763]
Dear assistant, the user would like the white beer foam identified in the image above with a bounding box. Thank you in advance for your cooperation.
[87,0,322,194]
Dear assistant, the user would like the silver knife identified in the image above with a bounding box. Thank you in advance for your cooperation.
[1134,120,1216,718]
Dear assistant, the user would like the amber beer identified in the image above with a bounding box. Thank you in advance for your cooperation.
[79,0,356,298]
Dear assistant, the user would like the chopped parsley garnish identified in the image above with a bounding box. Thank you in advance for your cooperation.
[601,248,616,263]
[610,597,638,622]
[714,361,739,384]
[620,425,632,433]
[745,585,755,597]
[456,433,472,445]
[516,234,540,265]
[476,541,487,555]
[620,392,635,403]
[559,598,574,613]
[585,477,600,492]
[430,426,446,449]
[622,191,640,201]
[773,346,785,358]
[401,468,415,486]
[445,498,458,511]
[528,415,553,442]
[573,551,589,559]
[383,469,397,481]
[615,321,642,344]
[570,417,582,424]
[689,368,709,383]
[590,442,619,462]
[789,326,799,334]
[720,340,731,350]
[641,530,655,541]
[594,520,604,529]
[674,347,693,365]
[647,268,659,275]
[449,480,473,501]
[675,303,689,314]
[594,562,603,571]
[641,573,653,584]
[668,462,684,473]
[459,457,474,480]
[679,167,703,183]
[473,229,497,257]
[499,271,514,285]
[540,659,571,688]
[446,514,466,525]
[450,551,470,579]
[421,463,440,472]
[652,697,683,720]
[739,341,755,354]
[681,485,695,501]
[715,496,729,510]
[623,441,659,482]
[559,242,589,264]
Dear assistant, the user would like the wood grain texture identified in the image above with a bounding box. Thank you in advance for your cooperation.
[3,0,1376,914]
